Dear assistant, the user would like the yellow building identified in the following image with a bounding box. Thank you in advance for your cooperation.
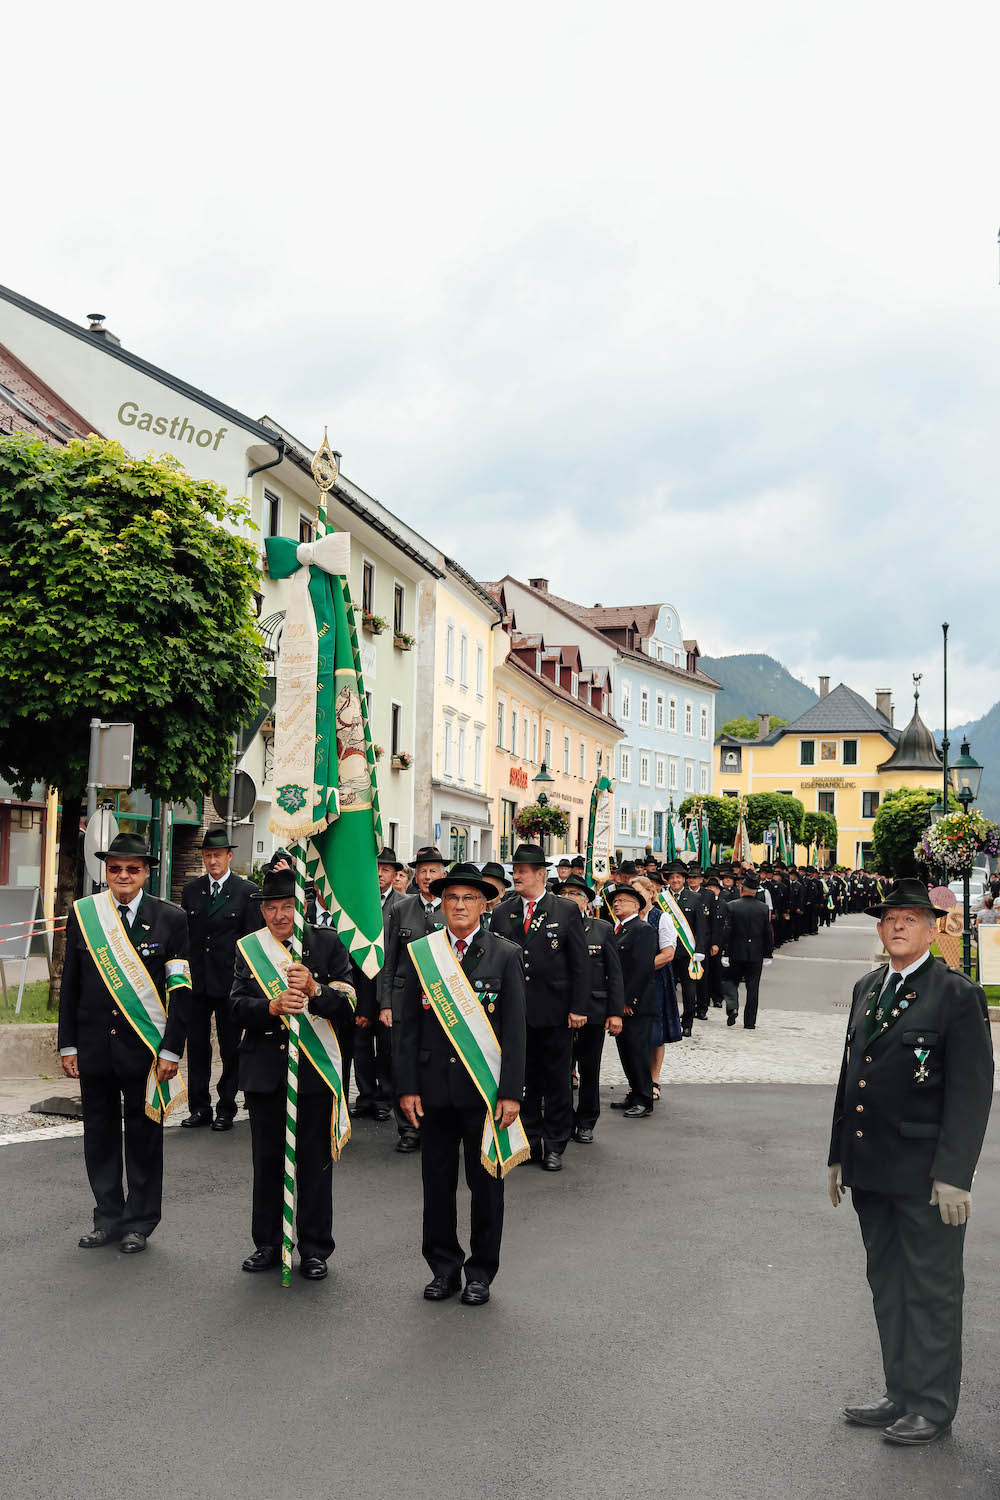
[716,680,942,868]
[490,610,623,861]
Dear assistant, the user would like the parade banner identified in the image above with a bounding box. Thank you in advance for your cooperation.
[585,775,614,889]
[407,929,530,1178]
[699,809,711,872]
[656,887,703,980]
[74,891,189,1122]
[237,928,354,1159]
[666,808,678,862]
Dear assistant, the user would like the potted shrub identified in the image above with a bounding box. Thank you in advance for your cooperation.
[362,610,388,635]
[372,744,384,761]
[393,630,415,650]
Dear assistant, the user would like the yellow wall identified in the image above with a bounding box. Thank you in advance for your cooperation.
[717,729,940,867]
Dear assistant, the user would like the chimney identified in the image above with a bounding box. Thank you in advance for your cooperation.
[529,577,549,593]
[875,689,893,724]
[818,676,830,699]
[86,312,121,347]
[757,713,770,739]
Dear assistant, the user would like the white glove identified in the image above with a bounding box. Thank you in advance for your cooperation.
[931,1181,972,1226]
[721,956,730,968]
[763,959,772,967]
[692,952,705,964]
[828,1164,844,1207]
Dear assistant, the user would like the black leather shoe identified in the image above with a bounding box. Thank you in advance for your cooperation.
[299,1256,328,1281]
[610,1098,633,1110]
[541,1150,563,1171]
[882,1413,951,1445]
[242,1246,280,1273]
[119,1232,147,1254]
[78,1227,120,1249]
[396,1134,420,1153]
[351,1102,376,1119]
[744,1023,756,1030]
[727,1013,737,1026]
[423,1274,461,1301]
[695,1011,709,1021]
[461,1280,490,1306]
[181,1111,213,1129]
[374,1106,392,1121]
[574,1128,594,1143]
[843,1398,902,1428]
[623,1104,653,1118]
[712,1000,723,1008]
[681,1025,692,1037]
[212,1117,234,1132]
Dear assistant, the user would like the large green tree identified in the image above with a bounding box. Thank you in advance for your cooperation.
[717,714,787,740]
[0,434,264,986]
[678,794,738,845]
[871,787,949,878]
[801,810,838,860]
[745,792,804,843]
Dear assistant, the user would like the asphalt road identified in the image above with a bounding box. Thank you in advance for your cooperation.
[2,1085,998,1500]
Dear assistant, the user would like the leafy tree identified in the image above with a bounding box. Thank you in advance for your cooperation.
[801,810,838,860]
[745,792,804,843]
[718,714,787,740]
[0,434,264,992]
[871,787,952,878]
[678,794,738,846]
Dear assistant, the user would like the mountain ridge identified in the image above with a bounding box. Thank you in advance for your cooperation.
[702,652,818,729]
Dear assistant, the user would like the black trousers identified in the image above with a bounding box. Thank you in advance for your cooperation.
[572,1022,606,1130]
[79,1072,163,1236]
[853,1189,967,1426]
[245,1089,335,1260]
[352,1018,393,1108]
[522,1024,573,1154]
[723,961,764,1026]
[675,958,698,1031]
[420,1104,504,1284]
[707,953,726,1005]
[187,990,241,1118]
[616,1016,653,1108]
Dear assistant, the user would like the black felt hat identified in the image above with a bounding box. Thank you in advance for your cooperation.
[201,825,235,851]
[510,842,550,867]
[377,846,406,870]
[868,878,948,918]
[740,871,760,889]
[479,861,511,890]
[558,873,595,901]
[412,846,447,866]
[97,831,158,866]
[664,860,688,875]
[604,880,646,911]
[255,869,296,901]
[428,861,496,900]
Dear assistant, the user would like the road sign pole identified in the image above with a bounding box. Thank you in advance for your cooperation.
[225,734,238,842]
[86,718,102,892]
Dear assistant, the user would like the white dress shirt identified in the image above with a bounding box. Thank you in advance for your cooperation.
[880,950,932,997]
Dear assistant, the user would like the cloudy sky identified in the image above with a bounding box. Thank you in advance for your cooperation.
[6,1,1000,722]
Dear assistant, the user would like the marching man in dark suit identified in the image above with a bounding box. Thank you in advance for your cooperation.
[179,826,260,1131]
[721,872,774,1028]
[557,873,624,1143]
[351,846,405,1120]
[59,832,191,1254]
[489,842,588,1172]
[230,868,357,1281]
[605,881,659,1117]
[829,879,994,1444]
[395,863,526,1306]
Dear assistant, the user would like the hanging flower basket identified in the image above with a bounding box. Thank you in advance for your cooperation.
[514,802,569,841]
[915,810,1000,874]
[362,610,388,635]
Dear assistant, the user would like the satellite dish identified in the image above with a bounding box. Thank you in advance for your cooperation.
[84,808,120,888]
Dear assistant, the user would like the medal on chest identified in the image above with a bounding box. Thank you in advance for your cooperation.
[913,1047,930,1084]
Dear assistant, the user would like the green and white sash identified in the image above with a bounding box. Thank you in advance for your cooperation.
[407,929,530,1178]
[656,888,703,979]
[74,891,189,1122]
[236,927,353,1159]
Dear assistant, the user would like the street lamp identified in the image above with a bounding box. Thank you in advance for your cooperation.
[950,739,982,978]
[532,761,555,855]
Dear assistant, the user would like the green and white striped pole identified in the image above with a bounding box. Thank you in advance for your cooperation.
[281,841,308,1286]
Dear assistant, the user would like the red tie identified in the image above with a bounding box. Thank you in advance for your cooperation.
[615,922,622,935]
[524,900,535,935]
[455,938,467,962]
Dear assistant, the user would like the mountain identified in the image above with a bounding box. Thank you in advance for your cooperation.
[934,700,1000,827]
[702,653,818,731]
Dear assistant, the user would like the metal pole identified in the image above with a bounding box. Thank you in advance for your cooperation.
[86,718,102,893]
[225,733,238,842]
[158,803,172,899]
[962,868,972,978]
[941,623,949,816]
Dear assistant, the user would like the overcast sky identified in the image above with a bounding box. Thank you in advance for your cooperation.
[6,1,1000,723]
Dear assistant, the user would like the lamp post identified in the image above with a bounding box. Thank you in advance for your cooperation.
[941,623,950,826]
[533,761,555,855]
[950,739,983,978]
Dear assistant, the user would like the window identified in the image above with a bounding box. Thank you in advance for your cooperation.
[459,632,469,689]
[618,802,630,835]
[523,719,529,760]
[639,752,650,786]
[500,799,516,861]
[684,702,693,736]
[496,699,505,748]
[799,740,815,766]
[445,621,455,680]
[563,735,570,774]
[721,747,742,774]
[571,671,579,696]
[531,721,538,764]
[457,724,466,780]
[544,728,552,766]
[862,791,880,819]
[365,690,373,722]
[640,688,650,726]
[511,709,518,754]
[655,693,665,730]
[474,730,483,787]
[700,706,709,740]
[700,765,709,792]
[669,759,678,790]
[638,806,649,836]
[621,682,632,720]
[265,489,281,536]
[579,742,586,779]
[843,739,858,766]
[390,703,402,755]
[818,791,835,814]
[597,746,603,772]
[444,717,453,775]
[388,820,399,850]
[362,560,375,615]
[684,762,694,792]
[620,749,632,782]
[669,697,677,733]
[602,693,609,715]
[655,756,666,788]
[298,514,314,545]
[393,583,405,635]
[475,643,485,698]
[656,644,664,660]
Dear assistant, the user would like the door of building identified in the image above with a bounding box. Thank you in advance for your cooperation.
[449,825,469,862]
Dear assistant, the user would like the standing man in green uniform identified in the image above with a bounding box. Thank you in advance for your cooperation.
[829,879,993,1444]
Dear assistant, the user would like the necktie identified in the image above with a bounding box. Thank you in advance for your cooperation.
[211,882,220,899]
[868,972,901,1039]
[524,900,536,935]
[321,912,331,927]
[118,905,131,930]
[426,902,439,930]
[455,938,467,962]
[615,922,622,936]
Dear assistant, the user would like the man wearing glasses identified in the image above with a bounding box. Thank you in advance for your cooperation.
[58,832,192,1255]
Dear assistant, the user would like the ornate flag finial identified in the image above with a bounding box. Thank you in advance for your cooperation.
[311,428,339,493]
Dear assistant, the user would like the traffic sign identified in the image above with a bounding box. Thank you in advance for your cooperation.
[212,771,257,824]
[83,808,120,888]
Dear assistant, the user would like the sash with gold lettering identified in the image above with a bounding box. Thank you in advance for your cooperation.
[74,890,190,1122]
[236,927,354,1159]
[655,887,703,980]
[406,928,530,1178]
